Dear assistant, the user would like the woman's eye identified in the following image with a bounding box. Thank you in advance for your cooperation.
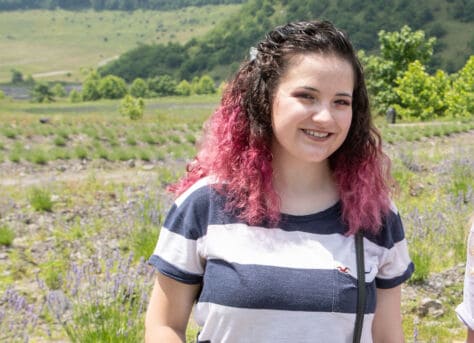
[295,93,314,100]
[335,99,351,106]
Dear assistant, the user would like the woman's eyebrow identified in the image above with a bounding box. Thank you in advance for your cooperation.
[300,86,352,98]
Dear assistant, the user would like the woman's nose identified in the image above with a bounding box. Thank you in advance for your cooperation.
[311,104,333,122]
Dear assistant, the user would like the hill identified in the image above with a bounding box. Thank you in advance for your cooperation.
[100,0,474,82]
[0,0,245,11]
[0,4,242,83]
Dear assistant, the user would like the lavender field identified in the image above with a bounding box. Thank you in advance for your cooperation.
[0,96,473,342]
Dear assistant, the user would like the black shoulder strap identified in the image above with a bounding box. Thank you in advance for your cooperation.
[353,231,366,343]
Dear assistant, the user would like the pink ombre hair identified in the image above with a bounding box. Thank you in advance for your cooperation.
[171,21,393,235]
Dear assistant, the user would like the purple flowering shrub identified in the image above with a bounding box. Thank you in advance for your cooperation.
[48,252,155,342]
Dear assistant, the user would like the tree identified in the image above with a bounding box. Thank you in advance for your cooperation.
[69,89,82,103]
[361,26,436,115]
[98,75,128,99]
[130,78,148,97]
[379,25,436,73]
[393,61,448,121]
[52,83,66,98]
[10,69,23,84]
[82,70,101,101]
[176,80,192,96]
[32,82,54,103]
[119,95,145,120]
[445,56,474,118]
[194,75,216,95]
[148,75,177,97]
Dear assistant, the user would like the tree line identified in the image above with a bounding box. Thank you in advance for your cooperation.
[0,0,244,11]
[99,0,474,85]
[16,24,473,122]
[17,70,219,103]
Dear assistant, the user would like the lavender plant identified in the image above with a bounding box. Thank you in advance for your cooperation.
[0,287,44,342]
[48,252,155,343]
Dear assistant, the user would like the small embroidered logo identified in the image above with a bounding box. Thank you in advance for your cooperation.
[337,266,350,273]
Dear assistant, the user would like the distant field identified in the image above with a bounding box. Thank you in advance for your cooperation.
[0,5,241,83]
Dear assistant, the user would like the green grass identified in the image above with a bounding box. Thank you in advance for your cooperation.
[0,95,472,342]
[29,187,54,212]
[0,225,15,246]
[0,6,242,82]
[0,96,217,164]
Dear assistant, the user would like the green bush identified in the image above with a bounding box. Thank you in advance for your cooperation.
[32,82,55,103]
[176,80,192,96]
[394,61,448,121]
[29,187,53,212]
[119,95,145,120]
[82,70,101,101]
[41,260,65,290]
[409,249,431,284]
[69,89,82,103]
[26,149,49,165]
[445,56,474,118]
[130,78,148,97]
[53,136,67,147]
[52,83,66,98]
[75,146,89,159]
[98,75,128,99]
[148,75,177,97]
[0,225,15,246]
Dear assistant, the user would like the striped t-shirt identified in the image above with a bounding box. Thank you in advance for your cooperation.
[149,177,414,343]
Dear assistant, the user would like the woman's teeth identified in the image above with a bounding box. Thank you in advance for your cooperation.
[302,129,329,138]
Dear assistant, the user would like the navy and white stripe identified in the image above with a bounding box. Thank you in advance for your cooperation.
[149,177,414,342]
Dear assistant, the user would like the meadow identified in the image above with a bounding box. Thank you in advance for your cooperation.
[0,94,473,342]
[0,5,241,83]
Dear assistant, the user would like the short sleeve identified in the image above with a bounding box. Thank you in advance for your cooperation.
[368,203,414,289]
[148,178,211,285]
[456,224,474,329]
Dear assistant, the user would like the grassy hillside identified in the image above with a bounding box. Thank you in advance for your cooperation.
[0,5,241,83]
[99,0,474,84]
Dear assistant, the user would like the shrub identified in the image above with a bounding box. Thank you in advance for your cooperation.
[53,136,67,147]
[49,253,153,343]
[82,70,101,101]
[41,260,66,290]
[445,56,474,118]
[176,80,192,96]
[75,146,89,159]
[32,82,55,103]
[69,89,82,103]
[9,151,21,163]
[98,75,128,99]
[10,68,23,83]
[194,75,216,95]
[3,128,17,139]
[26,149,49,165]
[130,78,148,97]
[393,61,448,121]
[409,249,431,284]
[148,75,177,96]
[119,95,145,120]
[29,187,53,212]
[52,83,66,98]
[0,225,15,246]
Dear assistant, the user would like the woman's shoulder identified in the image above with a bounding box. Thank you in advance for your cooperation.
[363,201,406,248]
[174,176,218,207]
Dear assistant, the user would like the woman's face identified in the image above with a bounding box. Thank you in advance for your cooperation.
[270,53,354,166]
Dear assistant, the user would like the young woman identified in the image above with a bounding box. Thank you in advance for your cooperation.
[145,20,414,342]
[456,215,474,343]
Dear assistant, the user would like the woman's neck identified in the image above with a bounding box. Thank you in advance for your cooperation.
[272,153,339,215]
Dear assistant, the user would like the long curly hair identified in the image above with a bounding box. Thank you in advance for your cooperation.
[170,20,393,235]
